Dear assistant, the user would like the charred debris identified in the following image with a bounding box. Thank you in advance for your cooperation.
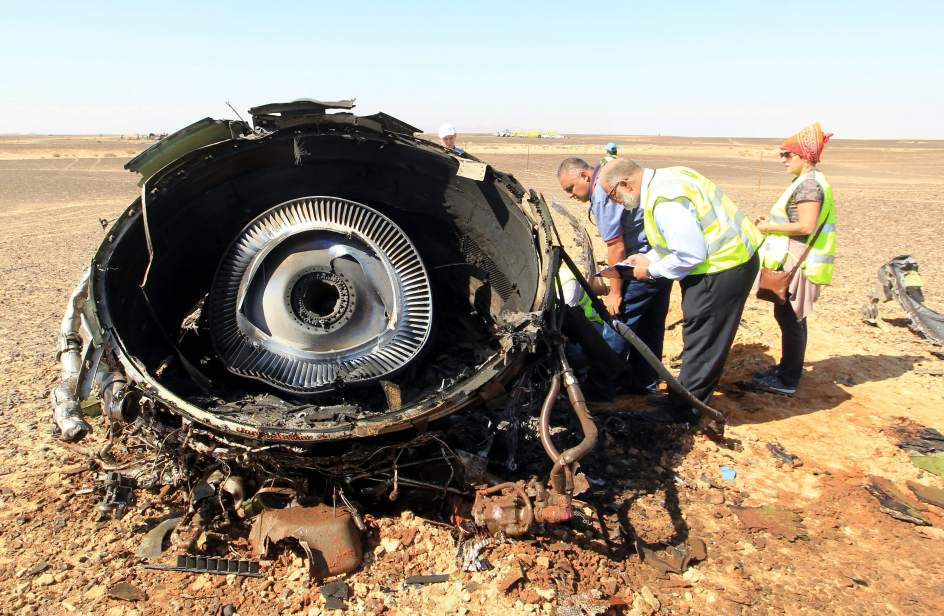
[862,255,944,346]
[50,99,723,577]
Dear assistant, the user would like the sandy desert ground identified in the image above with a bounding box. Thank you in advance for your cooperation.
[0,132,943,615]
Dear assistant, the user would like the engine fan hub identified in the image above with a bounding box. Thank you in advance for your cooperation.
[208,197,433,394]
[287,270,354,332]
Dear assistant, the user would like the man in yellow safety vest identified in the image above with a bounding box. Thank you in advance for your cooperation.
[600,158,762,423]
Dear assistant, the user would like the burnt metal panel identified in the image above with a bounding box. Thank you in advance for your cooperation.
[124,118,250,185]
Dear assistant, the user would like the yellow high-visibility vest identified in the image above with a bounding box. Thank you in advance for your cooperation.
[758,170,836,285]
[642,167,763,275]
[558,266,604,325]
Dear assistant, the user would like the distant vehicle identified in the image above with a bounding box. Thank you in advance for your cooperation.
[495,129,512,137]
[507,130,564,139]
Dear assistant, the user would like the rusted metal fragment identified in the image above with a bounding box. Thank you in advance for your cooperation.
[380,380,402,411]
[248,505,363,578]
[733,505,806,541]
[472,483,533,536]
[906,480,944,510]
[865,476,930,526]
[108,582,146,602]
[637,537,708,575]
[136,516,182,560]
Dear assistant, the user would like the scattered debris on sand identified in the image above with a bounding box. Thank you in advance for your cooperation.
[862,255,944,345]
[865,476,931,526]
[733,505,807,541]
[906,480,944,510]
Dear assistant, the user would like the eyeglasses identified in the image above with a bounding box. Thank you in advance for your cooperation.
[607,179,625,200]
[778,151,796,159]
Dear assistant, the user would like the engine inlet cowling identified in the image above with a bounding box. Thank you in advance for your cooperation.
[208,197,433,393]
[81,102,551,443]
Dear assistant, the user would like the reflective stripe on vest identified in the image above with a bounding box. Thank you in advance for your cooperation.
[758,170,837,285]
[642,167,762,276]
[558,266,604,325]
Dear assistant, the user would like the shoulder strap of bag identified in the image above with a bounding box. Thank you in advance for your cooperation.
[785,217,828,282]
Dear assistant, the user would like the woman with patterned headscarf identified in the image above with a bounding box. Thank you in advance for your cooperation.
[752,122,837,395]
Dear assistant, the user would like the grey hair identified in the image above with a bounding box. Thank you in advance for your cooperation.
[602,158,641,187]
[557,157,591,177]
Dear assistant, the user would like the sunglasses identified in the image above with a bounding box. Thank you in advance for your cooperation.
[778,151,796,159]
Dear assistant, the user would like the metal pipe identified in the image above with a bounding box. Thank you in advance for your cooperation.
[556,248,727,430]
[538,373,562,490]
[51,269,92,441]
[557,352,596,465]
[542,356,599,496]
[362,475,468,496]
[100,369,130,423]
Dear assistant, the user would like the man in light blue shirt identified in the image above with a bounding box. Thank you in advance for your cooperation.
[557,158,671,393]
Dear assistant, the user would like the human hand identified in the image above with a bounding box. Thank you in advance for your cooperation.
[622,254,641,266]
[603,292,622,316]
[630,254,651,280]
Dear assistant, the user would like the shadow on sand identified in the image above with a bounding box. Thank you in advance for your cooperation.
[716,342,924,425]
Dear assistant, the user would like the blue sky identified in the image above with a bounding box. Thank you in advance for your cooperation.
[2,1,941,138]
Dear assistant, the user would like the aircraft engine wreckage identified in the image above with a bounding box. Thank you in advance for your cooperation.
[51,100,725,574]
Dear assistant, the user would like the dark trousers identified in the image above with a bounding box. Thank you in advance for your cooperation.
[561,306,626,400]
[670,253,759,405]
[620,277,672,392]
[774,300,807,387]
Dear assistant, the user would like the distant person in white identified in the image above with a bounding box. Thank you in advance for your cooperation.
[438,123,465,155]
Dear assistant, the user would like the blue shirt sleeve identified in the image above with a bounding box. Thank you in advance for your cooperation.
[590,182,625,243]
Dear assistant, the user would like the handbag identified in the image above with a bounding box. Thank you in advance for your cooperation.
[756,219,827,305]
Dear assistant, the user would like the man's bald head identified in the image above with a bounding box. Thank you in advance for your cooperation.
[600,158,643,209]
[557,157,594,202]
[600,158,641,191]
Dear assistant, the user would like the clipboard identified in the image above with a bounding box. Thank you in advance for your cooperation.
[593,263,634,279]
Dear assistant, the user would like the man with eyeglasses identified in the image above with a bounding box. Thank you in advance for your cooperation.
[599,158,763,423]
[557,157,672,395]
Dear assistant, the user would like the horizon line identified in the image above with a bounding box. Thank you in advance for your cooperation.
[3,131,943,143]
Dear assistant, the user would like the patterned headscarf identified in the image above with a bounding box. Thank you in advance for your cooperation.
[781,122,833,164]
